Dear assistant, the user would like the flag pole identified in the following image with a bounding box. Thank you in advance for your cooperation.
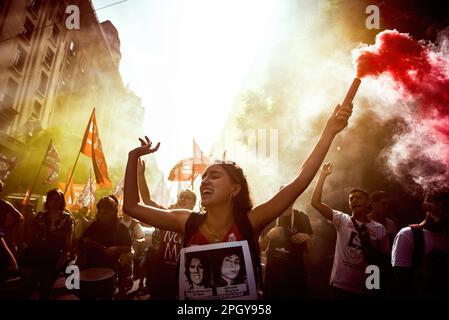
[64,150,81,195]
[64,108,95,195]
[89,168,93,212]
[25,139,53,203]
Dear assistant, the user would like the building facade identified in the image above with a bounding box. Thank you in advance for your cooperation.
[0,0,145,192]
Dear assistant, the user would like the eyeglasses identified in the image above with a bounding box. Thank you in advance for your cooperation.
[178,195,194,201]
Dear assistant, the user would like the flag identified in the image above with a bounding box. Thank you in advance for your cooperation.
[42,141,60,184]
[192,139,210,175]
[59,180,75,205]
[153,176,170,207]
[168,158,194,181]
[113,176,124,198]
[79,173,96,208]
[0,154,17,182]
[80,109,112,187]
[113,176,124,206]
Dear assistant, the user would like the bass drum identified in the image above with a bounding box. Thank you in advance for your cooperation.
[76,268,116,300]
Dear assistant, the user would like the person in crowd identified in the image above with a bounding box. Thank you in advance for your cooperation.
[137,158,197,299]
[19,188,74,299]
[392,188,449,299]
[311,163,389,299]
[120,212,146,292]
[0,180,23,257]
[0,229,18,284]
[123,102,353,298]
[78,195,132,298]
[261,189,313,299]
[369,191,399,245]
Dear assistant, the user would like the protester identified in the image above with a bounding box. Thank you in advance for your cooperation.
[311,163,389,298]
[392,188,449,299]
[19,188,74,299]
[124,103,353,297]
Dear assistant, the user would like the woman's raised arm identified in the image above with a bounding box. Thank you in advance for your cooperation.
[123,136,190,234]
[249,104,353,233]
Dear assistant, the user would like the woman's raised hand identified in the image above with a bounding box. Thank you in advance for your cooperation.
[129,136,160,157]
[320,162,333,177]
[325,103,353,135]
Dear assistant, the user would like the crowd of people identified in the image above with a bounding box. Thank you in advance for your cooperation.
[0,102,448,300]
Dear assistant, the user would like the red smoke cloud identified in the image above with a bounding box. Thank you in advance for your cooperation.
[355,30,449,118]
[353,30,449,189]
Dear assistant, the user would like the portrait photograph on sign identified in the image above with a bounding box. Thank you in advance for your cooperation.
[178,241,257,300]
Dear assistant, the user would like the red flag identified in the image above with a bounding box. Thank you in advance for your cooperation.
[168,158,194,181]
[80,109,112,187]
[192,139,210,175]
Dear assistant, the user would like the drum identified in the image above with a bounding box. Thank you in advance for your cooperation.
[77,268,116,300]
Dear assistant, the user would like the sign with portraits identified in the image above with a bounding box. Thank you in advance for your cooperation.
[178,241,257,300]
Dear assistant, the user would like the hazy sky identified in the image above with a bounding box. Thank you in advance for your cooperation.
[92,0,289,176]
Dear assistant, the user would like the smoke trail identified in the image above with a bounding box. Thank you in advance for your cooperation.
[353,29,449,190]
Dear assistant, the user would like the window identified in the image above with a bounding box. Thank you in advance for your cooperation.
[13,46,27,72]
[2,79,19,109]
[44,46,54,68]
[51,25,60,44]
[22,18,34,42]
[37,71,49,95]
[31,100,42,119]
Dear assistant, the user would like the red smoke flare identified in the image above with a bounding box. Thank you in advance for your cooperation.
[354,29,449,143]
[353,30,449,189]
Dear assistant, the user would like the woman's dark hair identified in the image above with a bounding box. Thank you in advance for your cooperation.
[214,247,246,286]
[44,188,66,211]
[218,161,253,218]
[184,252,211,288]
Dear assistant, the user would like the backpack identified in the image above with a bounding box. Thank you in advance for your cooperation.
[178,211,263,296]
[410,226,425,268]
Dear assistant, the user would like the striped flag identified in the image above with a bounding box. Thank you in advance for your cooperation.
[79,173,96,208]
[42,141,60,184]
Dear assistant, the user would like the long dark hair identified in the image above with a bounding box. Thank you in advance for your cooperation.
[214,247,247,286]
[218,161,253,218]
[44,188,66,212]
[185,252,212,288]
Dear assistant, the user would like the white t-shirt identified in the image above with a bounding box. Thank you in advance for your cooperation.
[121,218,145,240]
[391,227,449,268]
[330,210,389,294]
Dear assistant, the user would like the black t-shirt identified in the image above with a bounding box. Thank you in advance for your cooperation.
[263,210,313,297]
[264,210,313,261]
[80,220,132,269]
